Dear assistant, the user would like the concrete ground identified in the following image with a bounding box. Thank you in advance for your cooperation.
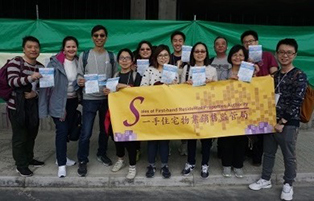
[0,127,313,188]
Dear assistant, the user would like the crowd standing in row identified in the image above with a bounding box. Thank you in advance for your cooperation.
[5,25,307,201]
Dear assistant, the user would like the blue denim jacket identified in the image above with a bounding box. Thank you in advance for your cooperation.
[39,53,79,119]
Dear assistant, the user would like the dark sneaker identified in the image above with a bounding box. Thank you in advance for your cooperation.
[181,163,195,176]
[16,167,33,177]
[201,164,209,178]
[97,155,112,166]
[29,159,45,167]
[161,165,171,179]
[77,162,87,177]
[146,165,156,178]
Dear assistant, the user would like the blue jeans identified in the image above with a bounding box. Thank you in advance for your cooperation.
[147,140,169,165]
[52,98,78,166]
[262,125,298,185]
[77,99,109,163]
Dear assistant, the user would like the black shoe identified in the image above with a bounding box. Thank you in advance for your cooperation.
[77,162,87,177]
[97,155,112,166]
[29,159,45,167]
[161,165,171,179]
[146,165,156,178]
[181,163,195,176]
[16,167,33,177]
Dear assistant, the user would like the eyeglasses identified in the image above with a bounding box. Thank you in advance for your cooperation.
[277,50,296,57]
[243,39,256,45]
[140,48,151,51]
[157,54,169,59]
[194,50,206,54]
[93,34,106,38]
[119,56,132,61]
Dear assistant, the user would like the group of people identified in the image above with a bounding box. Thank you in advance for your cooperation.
[6,25,307,201]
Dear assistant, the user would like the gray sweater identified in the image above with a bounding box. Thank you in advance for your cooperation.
[77,49,118,100]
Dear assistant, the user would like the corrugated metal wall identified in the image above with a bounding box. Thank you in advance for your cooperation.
[0,0,130,19]
[0,0,313,26]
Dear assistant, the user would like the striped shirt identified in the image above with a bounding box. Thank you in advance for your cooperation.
[7,57,43,110]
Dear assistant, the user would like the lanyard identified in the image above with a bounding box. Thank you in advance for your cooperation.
[126,71,132,85]
[275,73,287,93]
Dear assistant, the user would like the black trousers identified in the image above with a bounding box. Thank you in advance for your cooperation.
[220,136,247,168]
[115,141,137,166]
[187,139,212,165]
[9,108,39,168]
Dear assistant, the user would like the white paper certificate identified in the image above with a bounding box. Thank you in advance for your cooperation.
[39,68,54,88]
[84,74,99,94]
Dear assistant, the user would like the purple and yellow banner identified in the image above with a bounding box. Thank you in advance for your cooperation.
[109,76,276,141]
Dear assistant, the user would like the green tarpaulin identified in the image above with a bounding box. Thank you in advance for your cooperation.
[0,19,313,85]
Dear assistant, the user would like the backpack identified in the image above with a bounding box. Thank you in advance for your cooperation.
[0,56,24,102]
[300,83,314,123]
[293,70,314,123]
[82,49,115,76]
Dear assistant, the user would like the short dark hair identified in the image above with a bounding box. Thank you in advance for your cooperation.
[190,42,210,66]
[227,45,248,64]
[22,36,40,48]
[241,30,258,43]
[276,38,298,53]
[135,40,153,60]
[214,36,228,46]
[171,31,186,42]
[91,25,108,37]
[117,48,134,62]
[61,36,79,51]
[151,44,170,69]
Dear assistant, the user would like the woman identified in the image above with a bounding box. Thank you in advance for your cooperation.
[180,42,218,178]
[134,40,153,63]
[141,44,176,178]
[133,40,153,161]
[103,48,142,181]
[220,44,258,178]
[39,36,79,178]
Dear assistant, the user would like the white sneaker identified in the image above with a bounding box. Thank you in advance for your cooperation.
[111,160,125,172]
[58,165,66,178]
[222,166,232,178]
[55,157,76,166]
[281,183,293,201]
[234,168,244,178]
[249,178,272,190]
[126,166,136,180]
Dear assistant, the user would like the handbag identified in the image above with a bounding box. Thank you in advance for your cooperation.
[68,110,82,141]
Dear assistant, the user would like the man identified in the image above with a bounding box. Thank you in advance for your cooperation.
[169,30,187,156]
[77,25,118,176]
[209,36,232,81]
[209,36,232,159]
[241,30,279,166]
[7,36,44,177]
[241,30,278,76]
[249,38,307,201]
[170,30,185,68]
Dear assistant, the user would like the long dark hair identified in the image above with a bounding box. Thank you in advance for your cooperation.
[227,45,248,64]
[151,44,170,69]
[135,40,153,61]
[189,42,210,66]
